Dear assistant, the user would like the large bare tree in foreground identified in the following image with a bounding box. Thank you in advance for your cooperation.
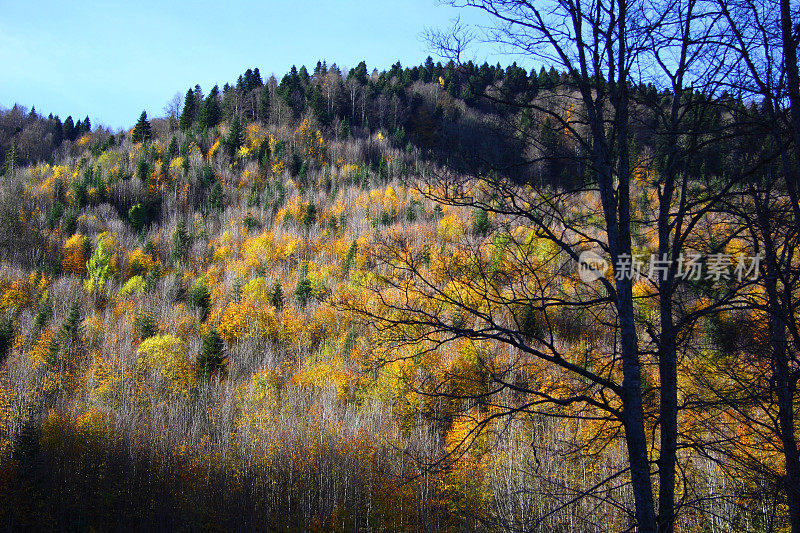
[345,0,800,531]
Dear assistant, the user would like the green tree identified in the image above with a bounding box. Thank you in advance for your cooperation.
[198,85,222,129]
[134,307,158,339]
[269,280,284,309]
[294,262,313,309]
[197,329,226,380]
[0,318,14,363]
[84,240,112,293]
[179,88,197,130]
[171,219,191,264]
[63,115,76,142]
[225,114,244,154]
[131,111,152,143]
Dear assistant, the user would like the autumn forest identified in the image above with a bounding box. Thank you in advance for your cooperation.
[0,1,799,531]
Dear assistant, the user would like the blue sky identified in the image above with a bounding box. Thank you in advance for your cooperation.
[0,1,497,130]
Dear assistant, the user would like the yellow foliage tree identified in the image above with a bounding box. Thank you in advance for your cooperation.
[136,335,196,395]
[62,234,90,275]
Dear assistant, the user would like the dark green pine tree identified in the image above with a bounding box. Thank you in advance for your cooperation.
[166,136,179,163]
[339,117,351,138]
[308,85,329,125]
[269,280,284,309]
[197,85,222,129]
[547,67,559,90]
[225,114,244,153]
[179,88,197,130]
[83,115,91,132]
[197,329,226,380]
[131,111,152,143]
[60,303,81,341]
[528,68,539,95]
[539,66,553,92]
[52,116,63,146]
[0,318,14,363]
[252,67,263,88]
[63,115,76,142]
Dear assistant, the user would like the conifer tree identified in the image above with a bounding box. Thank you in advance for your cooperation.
[52,116,63,146]
[131,111,152,143]
[63,116,75,142]
[225,114,244,153]
[269,280,284,309]
[198,85,222,129]
[179,88,197,130]
[197,329,225,379]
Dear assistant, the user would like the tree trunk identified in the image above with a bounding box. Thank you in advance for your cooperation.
[618,278,659,533]
[657,291,677,533]
[758,198,800,533]
[781,0,800,176]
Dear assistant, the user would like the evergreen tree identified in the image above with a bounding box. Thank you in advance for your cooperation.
[198,85,222,129]
[308,85,329,125]
[528,68,539,95]
[83,115,91,132]
[422,56,435,83]
[269,280,284,309]
[252,67,263,88]
[197,329,226,380]
[63,116,75,142]
[278,66,305,114]
[294,262,313,309]
[225,114,244,154]
[179,88,196,130]
[60,303,81,342]
[134,307,158,339]
[131,111,152,143]
[348,61,369,85]
[188,282,211,322]
[0,318,14,363]
[162,136,178,170]
[52,116,63,146]
[171,219,191,264]
[539,66,553,91]
[547,67,559,90]
[339,117,351,138]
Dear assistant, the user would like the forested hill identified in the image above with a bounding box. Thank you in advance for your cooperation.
[0,54,790,531]
[3,57,739,185]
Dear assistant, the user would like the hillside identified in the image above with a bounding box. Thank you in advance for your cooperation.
[0,57,796,532]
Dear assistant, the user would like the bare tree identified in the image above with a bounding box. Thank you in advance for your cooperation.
[163,92,183,130]
[351,0,665,528]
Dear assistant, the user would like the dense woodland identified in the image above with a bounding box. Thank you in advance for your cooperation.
[0,0,799,531]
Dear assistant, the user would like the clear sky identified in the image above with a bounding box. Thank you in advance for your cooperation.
[0,1,496,131]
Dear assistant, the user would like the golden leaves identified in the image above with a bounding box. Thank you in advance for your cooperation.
[136,335,196,395]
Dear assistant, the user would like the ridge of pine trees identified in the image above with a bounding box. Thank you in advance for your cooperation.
[3,57,742,185]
